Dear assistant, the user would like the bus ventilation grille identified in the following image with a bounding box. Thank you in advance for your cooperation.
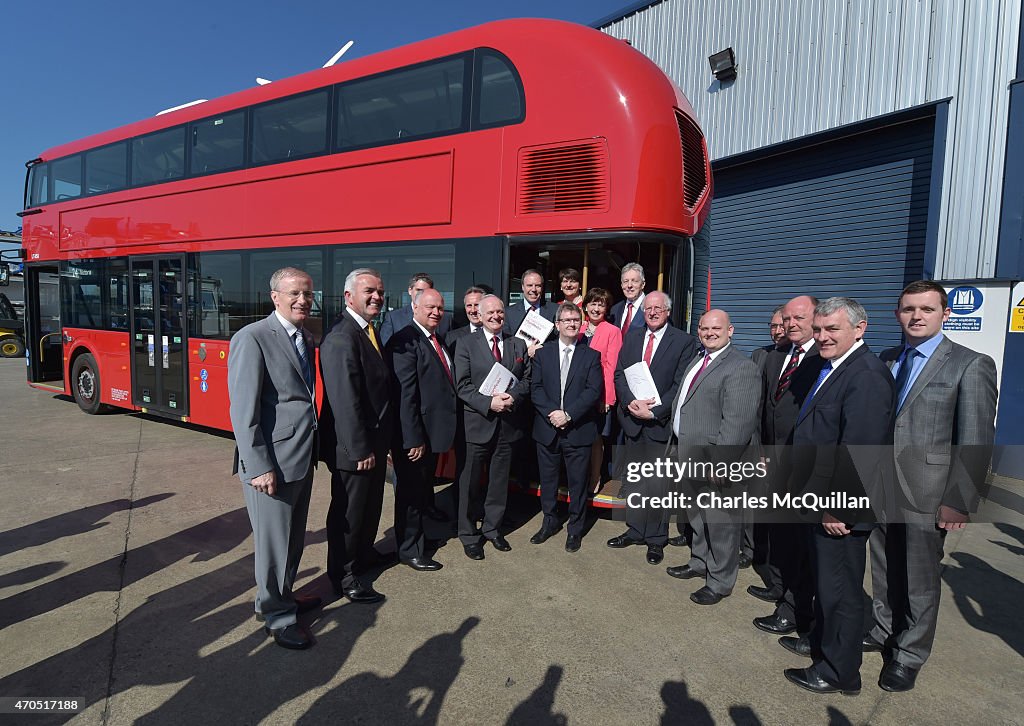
[516,139,609,214]
[676,111,709,210]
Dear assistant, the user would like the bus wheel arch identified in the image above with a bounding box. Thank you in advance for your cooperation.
[70,349,104,414]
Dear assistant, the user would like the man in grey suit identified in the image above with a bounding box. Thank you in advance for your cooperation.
[867,280,997,692]
[665,309,762,604]
[454,294,532,560]
[228,267,320,650]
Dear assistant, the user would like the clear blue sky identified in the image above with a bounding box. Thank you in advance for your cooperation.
[1,0,633,244]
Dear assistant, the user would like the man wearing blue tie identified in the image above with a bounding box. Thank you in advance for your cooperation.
[866,281,997,692]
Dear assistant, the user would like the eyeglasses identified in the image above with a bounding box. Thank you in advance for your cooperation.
[558,318,581,325]
[769,323,786,330]
[276,290,314,300]
[644,306,668,314]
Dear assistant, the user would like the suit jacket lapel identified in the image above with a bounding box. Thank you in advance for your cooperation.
[797,347,860,423]
[424,332,454,387]
[683,347,728,404]
[269,314,307,383]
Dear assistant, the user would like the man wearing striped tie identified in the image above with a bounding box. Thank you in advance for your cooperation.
[319,268,394,604]
[751,295,825,641]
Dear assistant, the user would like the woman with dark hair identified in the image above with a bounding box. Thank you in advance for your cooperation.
[580,287,621,493]
[559,268,583,307]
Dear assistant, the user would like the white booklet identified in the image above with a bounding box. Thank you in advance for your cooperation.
[478,362,519,396]
[515,309,554,346]
[624,361,662,407]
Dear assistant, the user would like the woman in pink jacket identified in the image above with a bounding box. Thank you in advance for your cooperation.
[579,287,622,493]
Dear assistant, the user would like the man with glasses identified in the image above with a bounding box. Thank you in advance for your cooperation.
[609,291,696,564]
[528,303,604,552]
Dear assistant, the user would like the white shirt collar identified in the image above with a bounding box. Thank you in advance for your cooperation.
[345,305,369,330]
[829,339,864,369]
[274,311,300,338]
[558,339,575,356]
[413,320,436,339]
[704,342,730,361]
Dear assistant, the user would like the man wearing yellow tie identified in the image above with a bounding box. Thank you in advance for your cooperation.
[319,268,394,604]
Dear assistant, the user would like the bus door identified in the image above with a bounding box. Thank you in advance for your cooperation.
[129,256,188,416]
[25,264,63,383]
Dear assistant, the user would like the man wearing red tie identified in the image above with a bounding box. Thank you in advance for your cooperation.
[385,288,457,572]
[608,291,696,564]
[453,295,532,560]
[608,263,647,335]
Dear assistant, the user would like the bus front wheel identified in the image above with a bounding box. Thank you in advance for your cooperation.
[0,336,24,358]
[71,353,103,414]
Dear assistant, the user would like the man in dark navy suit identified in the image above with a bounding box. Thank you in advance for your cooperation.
[385,288,457,572]
[445,286,486,355]
[380,272,451,347]
[608,291,696,564]
[782,297,896,696]
[503,269,558,343]
[529,303,604,552]
[607,262,648,336]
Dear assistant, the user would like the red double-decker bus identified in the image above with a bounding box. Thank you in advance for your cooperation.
[18,19,710,441]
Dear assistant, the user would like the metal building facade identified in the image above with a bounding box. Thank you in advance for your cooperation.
[599,0,1021,279]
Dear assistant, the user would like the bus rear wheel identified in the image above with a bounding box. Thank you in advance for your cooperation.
[0,336,24,358]
[71,353,104,414]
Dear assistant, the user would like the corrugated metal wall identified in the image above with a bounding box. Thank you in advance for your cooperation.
[600,0,1021,279]
[709,115,935,353]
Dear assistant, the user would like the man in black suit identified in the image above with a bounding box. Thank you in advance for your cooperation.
[385,288,457,573]
[454,294,532,560]
[608,291,696,564]
[751,295,824,640]
[607,262,647,335]
[380,272,451,347]
[866,280,997,692]
[445,286,486,355]
[751,305,787,370]
[503,269,558,343]
[529,303,604,552]
[319,268,393,604]
[782,297,896,696]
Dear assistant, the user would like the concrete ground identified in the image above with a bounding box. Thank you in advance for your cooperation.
[0,357,1021,725]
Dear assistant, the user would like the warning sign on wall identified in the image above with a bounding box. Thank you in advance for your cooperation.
[1010,282,1024,333]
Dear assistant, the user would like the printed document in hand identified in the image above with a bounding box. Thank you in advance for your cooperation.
[478,362,519,396]
[515,309,553,345]
[624,361,662,407]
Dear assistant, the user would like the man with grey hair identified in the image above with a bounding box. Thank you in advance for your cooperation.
[228,267,319,649]
[608,290,696,564]
[319,268,393,604]
[609,263,646,335]
[781,296,896,696]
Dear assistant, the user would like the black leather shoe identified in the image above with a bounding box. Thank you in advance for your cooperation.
[862,634,885,653]
[530,527,560,545]
[746,584,783,603]
[565,535,582,553]
[265,623,313,650]
[667,535,689,547]
[666,564,703,580]
[779,635,812,658]
[402,556,443,571]
[340,582,385,604]
[606,532,642,548]
[753,613,797,635]
[646,545,664,565]
[879,661,919,692]
[487,535,512,552]
[784,667,860,696]
[424,505,448,522]
[738,552,753,569]
[463,543,485,560]
[690,586,726,605]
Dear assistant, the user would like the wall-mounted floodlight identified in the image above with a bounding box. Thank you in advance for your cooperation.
[708,48,737,82]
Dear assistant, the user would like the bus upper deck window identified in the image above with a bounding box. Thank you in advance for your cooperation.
[475,51,524,127]
[52,156,82,201]
[27,162,50,207]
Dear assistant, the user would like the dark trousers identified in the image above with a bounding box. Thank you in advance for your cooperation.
[622,435,669,546]
[326,452,387,590]
[869,521,946,669]
[458,432,512,545]
[243,464,313,630]
[392,449,437,562]
[536,435,592,536]
[771,524,816,633]
[811,526,871,690]
[684,483,742,595]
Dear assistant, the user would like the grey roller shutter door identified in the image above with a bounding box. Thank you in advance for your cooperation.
[705,115,934,353]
